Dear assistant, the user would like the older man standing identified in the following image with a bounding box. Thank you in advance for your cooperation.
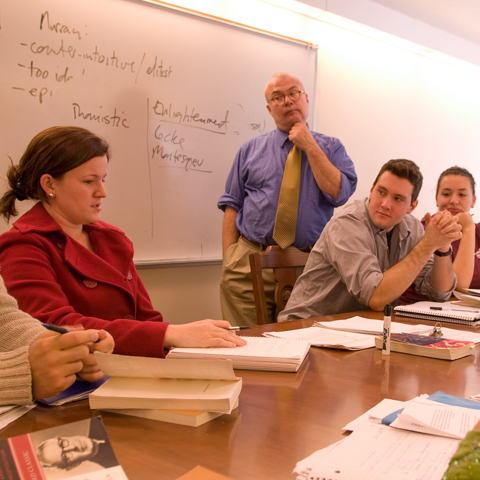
[218,72,357,326]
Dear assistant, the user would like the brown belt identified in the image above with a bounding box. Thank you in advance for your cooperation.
[242,235,312,253]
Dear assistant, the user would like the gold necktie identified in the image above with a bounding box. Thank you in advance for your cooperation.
[273,145,302,249]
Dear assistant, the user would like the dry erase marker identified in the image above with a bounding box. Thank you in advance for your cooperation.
[42,323,101,342]
[226,326,250,331]
[382,304,392,356]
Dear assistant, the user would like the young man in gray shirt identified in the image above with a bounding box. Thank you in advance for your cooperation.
[279,159,461,321]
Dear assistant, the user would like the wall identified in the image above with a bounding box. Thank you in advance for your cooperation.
[138,263,224,322]
[298,0,480,67]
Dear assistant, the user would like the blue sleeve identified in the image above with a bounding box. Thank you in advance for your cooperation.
[325,138,357,207]
[218,147,245,212]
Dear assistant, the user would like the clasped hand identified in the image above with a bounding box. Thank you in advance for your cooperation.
[424,210,462,251]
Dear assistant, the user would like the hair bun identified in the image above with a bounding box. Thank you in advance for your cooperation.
[14,180,27,201]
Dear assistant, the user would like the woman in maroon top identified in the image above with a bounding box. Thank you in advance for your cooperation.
[0,126,245,357]
[435,167,479,290]
[401,166,478,304]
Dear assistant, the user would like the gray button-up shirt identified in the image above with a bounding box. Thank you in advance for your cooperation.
[279,198,455,321]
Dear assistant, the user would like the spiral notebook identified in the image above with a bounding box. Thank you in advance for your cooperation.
[394,301,480,326]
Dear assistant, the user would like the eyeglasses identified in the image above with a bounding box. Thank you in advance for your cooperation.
[269,90,305,106]
[57,438,75,464]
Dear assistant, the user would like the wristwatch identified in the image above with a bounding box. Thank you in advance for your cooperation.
[434,246,453,257]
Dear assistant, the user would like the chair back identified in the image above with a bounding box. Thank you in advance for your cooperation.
[249,246,310,324]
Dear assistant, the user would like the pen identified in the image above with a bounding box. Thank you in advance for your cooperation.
[430,307,479,313]
[42,323,70,334]
[382,304,392,356]
[226,326,251,331]
[42,323,101,342]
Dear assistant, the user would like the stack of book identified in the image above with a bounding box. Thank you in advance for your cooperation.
[89,353,242,427]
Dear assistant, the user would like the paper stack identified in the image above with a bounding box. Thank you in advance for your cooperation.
[167,336,310,372]
[0,404,36,430]
[263,325,375,350]
[294,392,480,480]
[263,317,480,352]
[454,288,480,306]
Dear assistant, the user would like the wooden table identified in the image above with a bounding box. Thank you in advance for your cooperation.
[2,311,480,479]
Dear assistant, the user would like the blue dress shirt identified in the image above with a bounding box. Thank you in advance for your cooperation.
[218,127,357,249]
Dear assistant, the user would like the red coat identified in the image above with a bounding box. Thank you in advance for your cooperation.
[0,203,168,357]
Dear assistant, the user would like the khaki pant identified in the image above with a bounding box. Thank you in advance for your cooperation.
[219,236,276,326]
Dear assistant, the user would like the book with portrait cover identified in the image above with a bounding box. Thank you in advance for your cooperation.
[374,333,475,360]
[0,416,129,480]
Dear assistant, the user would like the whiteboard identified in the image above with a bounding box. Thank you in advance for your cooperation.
[0,0,316,263]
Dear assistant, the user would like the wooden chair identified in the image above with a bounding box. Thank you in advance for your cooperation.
[249,246,310,325]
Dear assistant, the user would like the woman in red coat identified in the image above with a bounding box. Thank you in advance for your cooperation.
[0,126,245,357]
